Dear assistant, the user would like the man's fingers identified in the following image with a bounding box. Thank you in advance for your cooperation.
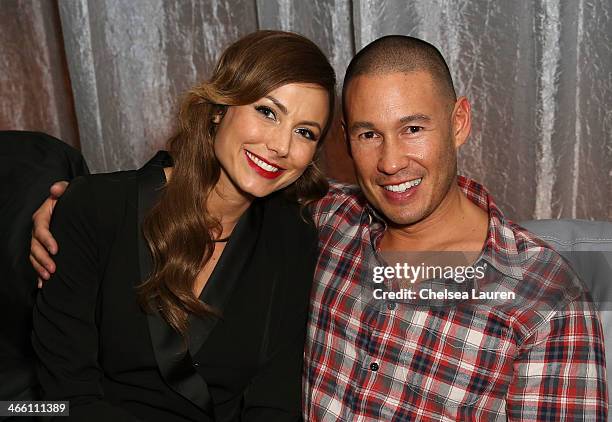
[32,221,58,255]
[29,253,50,281]
[30,238,56,274]
[32,197,55,231]
[49,181,69,198]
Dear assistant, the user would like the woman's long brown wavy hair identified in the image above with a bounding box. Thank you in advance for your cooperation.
[139,30,336,337]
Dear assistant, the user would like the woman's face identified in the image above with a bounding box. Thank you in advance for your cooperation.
[213,83,330,198]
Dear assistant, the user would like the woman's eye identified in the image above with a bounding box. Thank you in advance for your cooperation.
[255,105,276,121]
[296,128,317,141]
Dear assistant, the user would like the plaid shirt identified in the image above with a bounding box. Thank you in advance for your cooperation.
[304,176,607,421]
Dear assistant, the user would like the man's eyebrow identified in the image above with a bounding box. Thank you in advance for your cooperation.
[348,114,432,133]
[348,121,375,133]
[265,95,288,115]
[400,114,431,124]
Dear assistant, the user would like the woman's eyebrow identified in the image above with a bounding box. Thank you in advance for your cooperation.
[265,95,288,114]
[300,121,322,131]
[265,95,321,131]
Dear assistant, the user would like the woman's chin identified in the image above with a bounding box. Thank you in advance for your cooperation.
[238,177,296,198]
[242,185,280,198]
[234,180,274,198]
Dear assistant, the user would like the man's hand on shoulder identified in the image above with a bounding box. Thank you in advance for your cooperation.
[30,181,69,287]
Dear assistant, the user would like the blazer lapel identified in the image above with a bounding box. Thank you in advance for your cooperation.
[188,197,264,355]
[136,152,213,413]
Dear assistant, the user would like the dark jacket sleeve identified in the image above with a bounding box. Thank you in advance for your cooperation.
[31,176,138,421]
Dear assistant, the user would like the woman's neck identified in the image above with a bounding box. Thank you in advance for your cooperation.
[206,175,253,237]
[163,167,253,238]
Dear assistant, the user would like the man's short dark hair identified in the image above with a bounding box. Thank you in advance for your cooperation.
[342,35,457,113]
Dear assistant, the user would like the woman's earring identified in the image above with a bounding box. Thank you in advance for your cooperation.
[212,107,226,124]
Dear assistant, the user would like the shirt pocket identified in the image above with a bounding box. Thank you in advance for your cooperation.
[399,322,513,408]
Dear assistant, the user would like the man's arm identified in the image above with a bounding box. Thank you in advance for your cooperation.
[506,301,607,421]
[30,181,68,286]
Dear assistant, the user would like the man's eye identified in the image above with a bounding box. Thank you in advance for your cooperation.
[407,126,422,134]
[358,131,378,140]
[255,106,276,120]
[296,128,317,141]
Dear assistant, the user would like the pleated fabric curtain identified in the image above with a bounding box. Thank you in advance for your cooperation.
[1,0,610,221]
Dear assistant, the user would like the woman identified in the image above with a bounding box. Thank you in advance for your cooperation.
[30,30,334,421]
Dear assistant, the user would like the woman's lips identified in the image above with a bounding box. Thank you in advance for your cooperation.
[244,150,285,179]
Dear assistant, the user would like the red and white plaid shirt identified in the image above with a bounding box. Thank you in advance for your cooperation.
[304,176,607,421]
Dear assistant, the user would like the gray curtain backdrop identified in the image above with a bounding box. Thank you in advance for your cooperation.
[0,0,78,147]
[1,0,610,221]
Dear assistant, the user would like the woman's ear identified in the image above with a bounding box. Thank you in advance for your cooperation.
[211,106,226,124]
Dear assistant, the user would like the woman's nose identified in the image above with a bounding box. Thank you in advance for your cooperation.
[266,130,292,157]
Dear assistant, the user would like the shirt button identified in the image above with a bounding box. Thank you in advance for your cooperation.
[370,362,379,371]
[387,302,396,310]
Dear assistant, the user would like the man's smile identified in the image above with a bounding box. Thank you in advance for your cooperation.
[381,177,422,193]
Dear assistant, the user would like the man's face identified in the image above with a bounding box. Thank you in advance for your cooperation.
[344,71,468,226]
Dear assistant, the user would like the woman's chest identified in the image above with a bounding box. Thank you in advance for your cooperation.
[95,228,285,383]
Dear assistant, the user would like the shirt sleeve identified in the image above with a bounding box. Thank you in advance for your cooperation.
[505,300,608,421]
[307,181,361,230]
[31,176,139,421]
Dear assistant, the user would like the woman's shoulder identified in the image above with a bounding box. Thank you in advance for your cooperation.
[260,192,318,250]
[263,192,315,228]
[64,151,169,207]
[49,171,138,239]
[63,170,139,207]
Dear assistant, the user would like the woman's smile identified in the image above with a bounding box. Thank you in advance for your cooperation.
[244,149,286,179]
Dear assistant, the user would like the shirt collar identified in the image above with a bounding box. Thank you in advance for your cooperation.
[362,202,386,249]
[362,175,524,280]
[457,176,524,280]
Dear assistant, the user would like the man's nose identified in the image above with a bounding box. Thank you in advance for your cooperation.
[377,138,409,175]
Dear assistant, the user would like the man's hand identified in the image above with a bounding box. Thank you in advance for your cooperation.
[30,181,69,288]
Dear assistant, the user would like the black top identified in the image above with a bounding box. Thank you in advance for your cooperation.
[32,152,318,421]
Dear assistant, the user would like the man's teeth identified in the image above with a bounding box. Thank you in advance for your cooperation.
[383,178,422,193]
[246,151,279,172]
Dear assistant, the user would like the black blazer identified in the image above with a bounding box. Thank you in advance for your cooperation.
[32,152,318,421]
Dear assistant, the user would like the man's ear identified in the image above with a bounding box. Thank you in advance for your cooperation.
[451,96,471,148]
[341,119,352,158]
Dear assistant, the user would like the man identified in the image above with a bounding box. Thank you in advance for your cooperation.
[31,36,607,420]
[303,36,607,420]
